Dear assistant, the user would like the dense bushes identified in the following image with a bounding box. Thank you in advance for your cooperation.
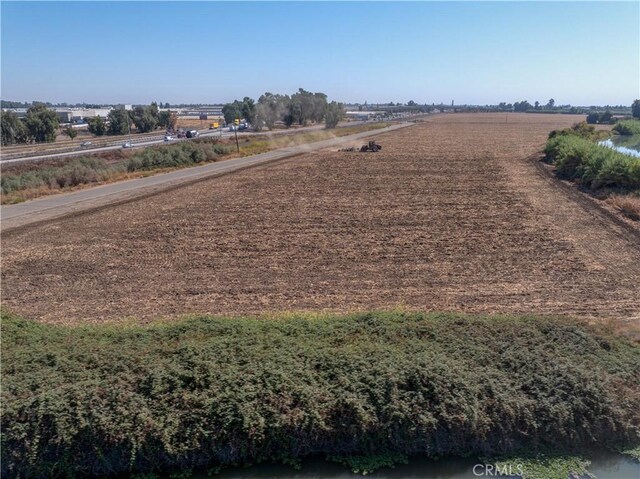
[1,139,233,196]
[544,123,640,190]
[613,120,640,136]
[2,311,639,478]
[586,111,614,125]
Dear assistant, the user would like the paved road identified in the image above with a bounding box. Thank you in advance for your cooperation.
[0,129,240,164]
[1,122,412,231]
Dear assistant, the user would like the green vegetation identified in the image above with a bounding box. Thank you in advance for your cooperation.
[1,138,233,199]
[2,104,60,145]
[632,99,640,119]
[107,107,132,135]
[544,122,640,190]
[324,101,345,129]
[62,125,78,139]
[1,109,28,145]
[494,453,591,479]
[622,445,640,460]
[328,453,409,475]
[2,311,638,478]
[586,110,614,125]
[87,116,106,136]
[613,119,640,136]
[223,88,344,130]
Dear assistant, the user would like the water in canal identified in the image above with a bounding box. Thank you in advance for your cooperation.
[599,135,640,158]
[193,451,638,479]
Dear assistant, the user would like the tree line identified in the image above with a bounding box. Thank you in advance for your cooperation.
[222,88,344,130]
[1,103,179,146]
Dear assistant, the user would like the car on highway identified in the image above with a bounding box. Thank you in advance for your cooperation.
[122,141,133,149]
[164,135,174,142]
[228,125,237,132]
[80,141,92,147]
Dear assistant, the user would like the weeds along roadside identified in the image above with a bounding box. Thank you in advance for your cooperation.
[0,122,392,204]
[544,120,640,221]
[2,310,639,478]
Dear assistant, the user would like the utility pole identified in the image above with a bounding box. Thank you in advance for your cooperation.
[234,114,240,153]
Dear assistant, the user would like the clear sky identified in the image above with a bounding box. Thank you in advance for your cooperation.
[1,1,638,106]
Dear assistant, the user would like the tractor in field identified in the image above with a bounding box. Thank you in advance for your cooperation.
[339,140,383,153]
[360,140,382,152]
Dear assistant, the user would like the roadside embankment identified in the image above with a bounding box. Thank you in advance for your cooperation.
[2,311,639,478]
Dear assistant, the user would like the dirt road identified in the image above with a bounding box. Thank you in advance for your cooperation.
[2,113,638,331]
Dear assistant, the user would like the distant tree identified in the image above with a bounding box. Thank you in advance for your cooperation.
[87,116,106,136]
[158,110,178,130]
[586,113,600,125]
[222,101,243,125]
[131,104,160,133]
[1,110,28,145]
[546,98,555,109]
[241,97,256,124]
[534,101,540,109]
[599,110,613,124]
[1,100,31,109]
[513,100,533,112]
[107,108,131,135]
[632,99,640,119]
[407,100,416,107]
[62,126,77,139]
[24,104,59,143]
[286,88,327,126]
[255,92,290,130]
[324,101,344,129]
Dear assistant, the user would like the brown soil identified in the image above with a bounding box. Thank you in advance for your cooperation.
[2,113,639,333]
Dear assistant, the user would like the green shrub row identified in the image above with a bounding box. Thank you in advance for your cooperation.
[2,311,639,478]
[613,120,640,136]
[1,139,233,195]
[544,128,640,189]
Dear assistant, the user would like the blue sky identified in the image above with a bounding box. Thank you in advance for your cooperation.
[1,1,638,105]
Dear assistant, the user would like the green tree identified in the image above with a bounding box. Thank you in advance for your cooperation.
[324,101,344,129]
[222,101,242,125]
[632,99,640,119]
[1,110,28,145]
[24,104,59,143]
[158,110,178,130]
[513,100,533,112]
[62,126,78,139]
[107,108,131,135]
[87,117,106,136]
[546,98,555,109]
[586,113,599,125]
[286,88,325,126]
[241,97,256,125]
[255,92,288,130]
[131,105,159,133]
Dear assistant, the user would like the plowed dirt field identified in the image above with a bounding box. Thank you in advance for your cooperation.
[2,114,639,331]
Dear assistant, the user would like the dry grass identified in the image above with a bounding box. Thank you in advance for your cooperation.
[607,195,640,221]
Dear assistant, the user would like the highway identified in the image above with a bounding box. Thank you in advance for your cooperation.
[0,128,238,165]
[0,120,374,165]
[1,122,412,231]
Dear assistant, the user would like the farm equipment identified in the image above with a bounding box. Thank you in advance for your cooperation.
[339,140,383,153]
[360,140,382,152]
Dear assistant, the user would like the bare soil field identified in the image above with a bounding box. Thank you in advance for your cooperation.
[2,113,639,332]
